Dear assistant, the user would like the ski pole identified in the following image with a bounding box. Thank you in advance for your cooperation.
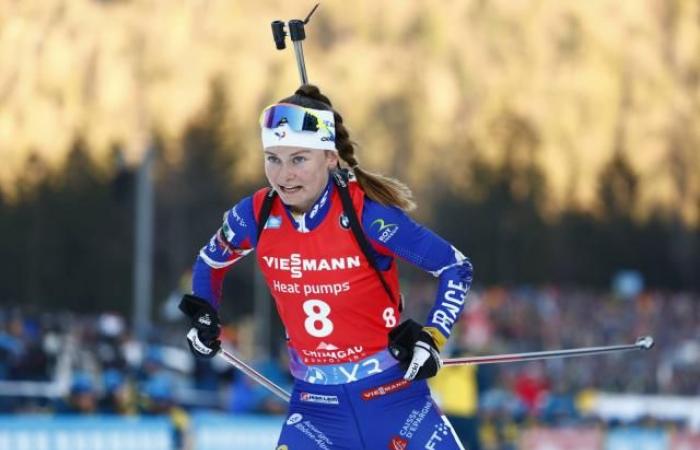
[217,336,653,403]
[218,348,291,402]
[442,336,654,366]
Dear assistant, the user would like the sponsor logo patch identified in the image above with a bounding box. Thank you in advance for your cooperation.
[265,215,282,229]
[305,367,328,384]
[207,235,217,252]
[222,220,235,241]
[197,314,212,326]
[399,401,433,439]
[389,436,408,450]
[371,218,399,243]
[361,379,410,400]
[425,422,452,449]
[309,189,329,219]
[316,342,339,351]
[290,417,334,450]
[339,213,350,230]
[301,344,365,364]
[286,413,303,425]
[230,206,247,227]
[261,253,361,279]
[299,392,340,405]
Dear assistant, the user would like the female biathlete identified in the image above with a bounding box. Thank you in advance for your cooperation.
[179,84,473,449]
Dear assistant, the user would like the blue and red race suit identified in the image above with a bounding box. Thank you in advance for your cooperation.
[192,177,472,449]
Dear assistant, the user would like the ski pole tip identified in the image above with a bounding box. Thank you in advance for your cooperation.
[636,336,654,350]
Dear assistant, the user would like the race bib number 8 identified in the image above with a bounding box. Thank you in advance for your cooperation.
[303,299,334,337]
[382,307,397,327]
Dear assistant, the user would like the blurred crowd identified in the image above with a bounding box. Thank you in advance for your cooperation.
[418,286,699,449]
[0,286,698,449]
[441,286,699,397]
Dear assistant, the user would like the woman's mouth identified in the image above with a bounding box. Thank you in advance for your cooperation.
[279,185,302,194]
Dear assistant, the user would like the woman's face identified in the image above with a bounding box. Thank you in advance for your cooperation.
[264,146,338,213]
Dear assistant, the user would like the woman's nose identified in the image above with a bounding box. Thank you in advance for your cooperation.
[278,162,296,181]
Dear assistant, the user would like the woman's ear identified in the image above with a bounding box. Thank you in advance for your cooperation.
[325,150,339,168]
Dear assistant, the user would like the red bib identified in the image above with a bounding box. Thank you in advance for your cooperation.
[253,184,400,365]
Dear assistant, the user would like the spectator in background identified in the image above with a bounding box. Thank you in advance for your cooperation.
[94,313,128,372]
[141,373,190,450]
[539,379,578,425]
[0,315,21,380]
[479,383,524,450]
[55,372,98,414]
[513,362,549,416]
[99,368,135,415]
[1,311,51,382]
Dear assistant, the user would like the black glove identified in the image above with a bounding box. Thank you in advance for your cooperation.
[388,319,443,381]
[179,294,221,359]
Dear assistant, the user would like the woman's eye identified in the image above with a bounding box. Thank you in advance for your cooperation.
[292,156,306,164]
[267,156,280,163]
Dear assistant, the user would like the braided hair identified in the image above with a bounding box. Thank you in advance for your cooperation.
[277,84,416,211]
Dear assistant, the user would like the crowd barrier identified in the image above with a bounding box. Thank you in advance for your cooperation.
[1,415,699,450]
[190,413,282,450]
[0,416,172,450]
[588,393,700,431]
[520,427,700,450]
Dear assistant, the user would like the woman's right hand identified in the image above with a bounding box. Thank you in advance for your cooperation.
[178,294,222,359]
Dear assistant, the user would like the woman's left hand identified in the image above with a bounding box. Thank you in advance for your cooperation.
[388,319,443,380]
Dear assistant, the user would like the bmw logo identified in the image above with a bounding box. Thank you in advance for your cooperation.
[339,214,350,230]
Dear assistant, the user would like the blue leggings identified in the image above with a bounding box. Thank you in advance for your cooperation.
[277,365,465,450]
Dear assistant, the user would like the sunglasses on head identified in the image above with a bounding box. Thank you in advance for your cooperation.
[260,103,331,133]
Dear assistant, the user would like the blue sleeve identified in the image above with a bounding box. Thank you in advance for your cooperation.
[191,196,257,308]
[362,199,474,342]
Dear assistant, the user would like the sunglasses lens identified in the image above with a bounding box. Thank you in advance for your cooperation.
[261,104,318,132]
